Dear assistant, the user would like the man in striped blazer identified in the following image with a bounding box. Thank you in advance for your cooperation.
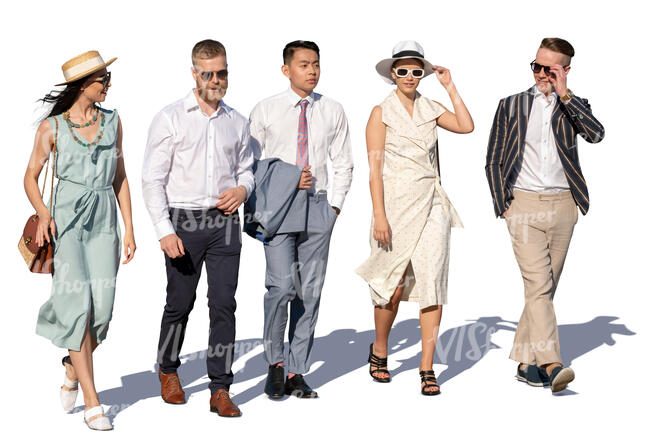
[485,37,605,393]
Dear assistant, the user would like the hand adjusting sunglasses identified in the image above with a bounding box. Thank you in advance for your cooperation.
[392,67,425,78]
[530,60,568,75]
[198,69,229,82]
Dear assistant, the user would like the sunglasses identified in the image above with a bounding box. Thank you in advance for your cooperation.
[198,69,228,82]
[392,67,425,79]
[92,72,111,89]
[530,60,568,75]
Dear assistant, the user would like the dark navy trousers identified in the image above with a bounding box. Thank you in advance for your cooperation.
[157,207,241,394]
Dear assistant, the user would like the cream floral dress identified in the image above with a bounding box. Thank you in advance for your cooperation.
[355,90,463,309]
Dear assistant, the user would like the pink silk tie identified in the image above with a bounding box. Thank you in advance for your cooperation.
[296,99,309,168]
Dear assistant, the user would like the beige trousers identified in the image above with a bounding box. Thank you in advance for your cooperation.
[505,189,578,366]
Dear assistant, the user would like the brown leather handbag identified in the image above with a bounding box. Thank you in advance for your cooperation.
[18,117,58,274]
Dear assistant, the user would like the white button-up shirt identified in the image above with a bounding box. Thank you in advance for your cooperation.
[142,89,255,240]
[249,88,353,210]
[512,86,570,193]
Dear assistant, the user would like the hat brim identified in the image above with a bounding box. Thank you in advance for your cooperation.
[375,56,434,85]
[55,57,117,86]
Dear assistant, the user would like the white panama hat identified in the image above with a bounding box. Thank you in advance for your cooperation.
[375,40,434,85]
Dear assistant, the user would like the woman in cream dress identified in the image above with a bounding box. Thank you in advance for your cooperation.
[355,41,473,395]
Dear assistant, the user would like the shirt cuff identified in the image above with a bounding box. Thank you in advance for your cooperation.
[330,193,346,211]
[154,218,176,241]
[237,182,253,202]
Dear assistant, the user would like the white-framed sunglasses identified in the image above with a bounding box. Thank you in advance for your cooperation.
[392,67,425,78]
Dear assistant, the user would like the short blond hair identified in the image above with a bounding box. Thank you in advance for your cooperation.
[191,40,226,66]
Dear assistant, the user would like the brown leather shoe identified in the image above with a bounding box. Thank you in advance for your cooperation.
[158,368,186,404]
[209,389,241,417]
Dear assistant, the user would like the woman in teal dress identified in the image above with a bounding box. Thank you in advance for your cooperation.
[23,51,136,430]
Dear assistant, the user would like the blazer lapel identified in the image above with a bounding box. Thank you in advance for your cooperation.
[516,86,536,158]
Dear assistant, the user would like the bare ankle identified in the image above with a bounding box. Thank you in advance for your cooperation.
[65,364,77,382]
[84,398,100,410]
[372,341,388,356]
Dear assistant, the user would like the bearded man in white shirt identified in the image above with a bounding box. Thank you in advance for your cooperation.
[249,40,354,399]
[142,39,254,417]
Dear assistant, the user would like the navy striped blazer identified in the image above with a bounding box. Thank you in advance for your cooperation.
[485,86,605,217]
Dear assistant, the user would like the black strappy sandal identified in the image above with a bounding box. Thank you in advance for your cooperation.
[368,343,391,383]
[419,370,441,396]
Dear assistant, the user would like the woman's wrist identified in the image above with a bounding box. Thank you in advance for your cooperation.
[445,80,456,93]
[446,82,463,106]
[37,206,51,219]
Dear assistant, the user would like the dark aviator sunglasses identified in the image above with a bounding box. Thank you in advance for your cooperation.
[198,69,229,82]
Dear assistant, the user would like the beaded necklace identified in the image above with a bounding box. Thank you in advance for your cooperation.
[63,108,98,128]
[63,110,105,147]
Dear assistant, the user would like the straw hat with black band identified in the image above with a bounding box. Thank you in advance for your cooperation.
[56,50,116,86]
[375,41,435,85]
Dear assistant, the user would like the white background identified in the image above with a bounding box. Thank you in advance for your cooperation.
[1,0,647,445]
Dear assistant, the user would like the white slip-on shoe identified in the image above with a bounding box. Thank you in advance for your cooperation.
[60,375,79,413]
[84,406,112,431]
[60,356,78,413]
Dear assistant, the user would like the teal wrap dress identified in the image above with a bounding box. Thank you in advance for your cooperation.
[35,108,122,350]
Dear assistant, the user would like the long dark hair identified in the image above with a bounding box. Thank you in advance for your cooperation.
[38,73,97,119]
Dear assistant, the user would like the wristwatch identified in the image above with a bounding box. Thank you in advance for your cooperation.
[559,89,574,104]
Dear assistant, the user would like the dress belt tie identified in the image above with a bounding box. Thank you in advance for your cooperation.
[59,179,113,240]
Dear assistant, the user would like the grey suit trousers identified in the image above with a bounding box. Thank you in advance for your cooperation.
[262,191,337,374]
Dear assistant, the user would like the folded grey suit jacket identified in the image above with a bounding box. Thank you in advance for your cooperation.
[244,158,308,240]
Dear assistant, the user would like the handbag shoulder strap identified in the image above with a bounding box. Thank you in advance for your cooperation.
[40,116,58,214]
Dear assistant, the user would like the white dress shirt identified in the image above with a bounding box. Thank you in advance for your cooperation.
[512,86,570,193]
[248,88,354,210]
[142,89,255,240]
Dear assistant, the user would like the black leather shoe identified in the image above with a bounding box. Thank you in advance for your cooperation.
[264,365,285,399]
[285,374,318,398]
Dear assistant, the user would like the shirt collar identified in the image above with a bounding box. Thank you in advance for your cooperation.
[286,87,315,107]
[183,89,232,117]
